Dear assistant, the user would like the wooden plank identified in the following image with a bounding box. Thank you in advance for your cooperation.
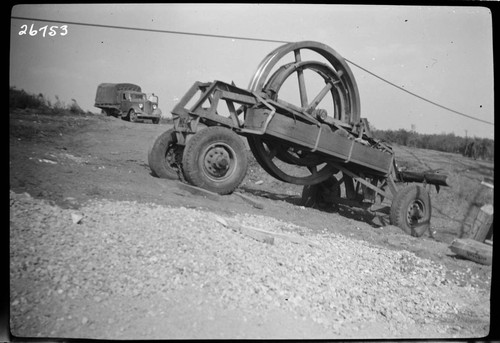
[220,90,258,106]
[214,215,274,244]
[237,225,275,245]
[233,192,265,209]
[265,112,326,148]
[218,216,319,247]
[239,224,320,248]
[449,238,492,265]
[171,81,207,116]
[264,114,393,175]
[470,204,494,242]
[482,177,494,189]
[271,99,319,125]
[191,108,235,128]
[188,81,218,113]
[481,181,494,189]
[333,164,392,199]
[386,176,399,198]
[349,143,394,175]
[176,182,221,201]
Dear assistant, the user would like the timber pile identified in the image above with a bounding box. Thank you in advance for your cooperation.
[470,204,493,242]
[449,238,492,266]
[449,181,493,265]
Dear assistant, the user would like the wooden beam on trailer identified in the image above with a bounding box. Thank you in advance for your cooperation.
[332,163,393,200]
[470,204,494,242]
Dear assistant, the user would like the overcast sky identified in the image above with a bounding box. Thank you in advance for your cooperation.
[10,4,494,138]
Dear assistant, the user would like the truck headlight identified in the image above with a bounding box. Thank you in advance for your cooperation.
[139,103,144,109]
[153,104,157,110]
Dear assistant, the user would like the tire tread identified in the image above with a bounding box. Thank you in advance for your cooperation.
[148,129,181,180]
[390,184,431,237]
[182,127,247,195]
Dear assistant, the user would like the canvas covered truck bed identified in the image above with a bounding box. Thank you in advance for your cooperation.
[94,83,142,107]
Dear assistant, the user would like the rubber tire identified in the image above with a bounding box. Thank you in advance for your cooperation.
[129,109,138,123]
[182,127,248,195]
[148,128,182,180]
[390,184,431,237]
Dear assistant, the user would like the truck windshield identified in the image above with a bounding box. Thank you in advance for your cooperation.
[130,93,146,100]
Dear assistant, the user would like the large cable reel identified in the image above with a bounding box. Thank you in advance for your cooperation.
[245,41,362,186]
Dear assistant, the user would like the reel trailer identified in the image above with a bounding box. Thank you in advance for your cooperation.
[148,41,449,237]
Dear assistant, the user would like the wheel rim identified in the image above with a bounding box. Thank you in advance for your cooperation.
[248,41,360,123]
[130,111,137,121]
[264,61,349,121]
[407,200,426,227]
[201,142,237,182]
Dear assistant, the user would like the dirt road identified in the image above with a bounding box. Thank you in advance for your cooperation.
[9,109,492,339]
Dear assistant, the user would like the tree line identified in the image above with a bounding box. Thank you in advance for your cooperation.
[9,87,494,161]
[9,87,88,115]
[370,128,494,161]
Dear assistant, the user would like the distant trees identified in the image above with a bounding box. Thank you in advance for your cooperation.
[9,87,48,110]
[372,128,494,161]
[9,87,88,115]
[462,137,494,160]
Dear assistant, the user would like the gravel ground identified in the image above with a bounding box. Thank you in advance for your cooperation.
[10,190,491,339]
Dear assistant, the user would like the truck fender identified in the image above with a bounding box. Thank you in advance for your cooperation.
[130,105,144,114]
[123,105,143,117]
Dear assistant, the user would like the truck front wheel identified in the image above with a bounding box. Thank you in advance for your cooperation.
[128,109,138,123]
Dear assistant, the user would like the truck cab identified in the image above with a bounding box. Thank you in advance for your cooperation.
[119,91,162,124]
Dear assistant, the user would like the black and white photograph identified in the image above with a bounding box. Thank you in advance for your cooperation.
[9,3,494,340]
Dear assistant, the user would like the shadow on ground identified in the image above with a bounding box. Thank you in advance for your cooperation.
[240,185,391,230]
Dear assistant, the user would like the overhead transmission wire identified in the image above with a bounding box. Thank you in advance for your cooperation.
[12,15,494,126]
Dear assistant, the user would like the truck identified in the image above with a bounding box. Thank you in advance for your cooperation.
[94,83,162,124]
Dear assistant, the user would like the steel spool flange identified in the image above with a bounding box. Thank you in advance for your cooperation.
[248,41,360,124]
[246,41,361,185]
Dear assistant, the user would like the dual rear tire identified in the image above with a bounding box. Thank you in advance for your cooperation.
[148,127,248,195]
[148,128,183,180]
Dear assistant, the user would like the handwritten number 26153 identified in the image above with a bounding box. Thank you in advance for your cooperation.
[19,24,68,37]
